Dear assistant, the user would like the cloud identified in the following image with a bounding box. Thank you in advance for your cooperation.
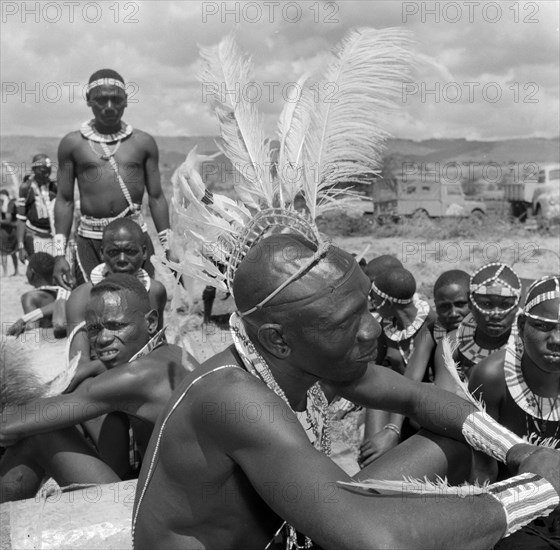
[1,0,558,141]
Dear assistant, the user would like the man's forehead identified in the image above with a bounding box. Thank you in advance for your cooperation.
[103,236,142,249]
[87,292,132,317]
[89,85,126,98]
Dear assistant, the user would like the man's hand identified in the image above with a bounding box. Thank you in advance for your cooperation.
[53,256,75,290]
[7,319,25,337]
[64,360,107,393]
[17,247,28,263]
[508,444,560,495]
[359,429,400,468]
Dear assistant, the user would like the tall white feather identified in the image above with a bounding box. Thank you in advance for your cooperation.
[199,35,275,208]
[276,72,313,207]
[302,27,413,218]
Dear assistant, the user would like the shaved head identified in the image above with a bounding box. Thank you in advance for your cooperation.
[102,218,144,246]
[233,234,357,322]
[364,255,403,282]
[375,267,416,301]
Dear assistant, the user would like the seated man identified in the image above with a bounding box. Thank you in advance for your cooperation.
[360,268,471,465]
[7,252,68,338]
[435,262,522,389]
[469,275,560,549]
[132,234,560,550]
[0,274,192,503]
[65,218,167,388]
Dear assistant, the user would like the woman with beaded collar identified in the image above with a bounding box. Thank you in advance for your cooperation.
[434,262,522,391]
[467,275,560,549]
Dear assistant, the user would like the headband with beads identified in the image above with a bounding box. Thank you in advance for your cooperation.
[522,276,560,323]
[86,78,126,94]
[469,263,521,316]
[370,279,414,305]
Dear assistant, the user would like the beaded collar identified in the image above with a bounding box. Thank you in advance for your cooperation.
[382,298,430,342]
[456,312,517,367]
[80,119,133,144]
[504,331,560,423]
[89,263,151,291]
[433,321,448,344]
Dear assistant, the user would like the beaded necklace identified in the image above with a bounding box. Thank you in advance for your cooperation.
[504,332,560,435]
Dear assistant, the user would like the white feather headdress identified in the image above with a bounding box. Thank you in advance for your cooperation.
[163,28,414,300]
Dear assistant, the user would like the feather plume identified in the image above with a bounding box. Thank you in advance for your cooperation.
[339,475,490,497]
[441,336,485,411]
[276,72,313,206]
[301,27,413,218]
[199,35,275,208]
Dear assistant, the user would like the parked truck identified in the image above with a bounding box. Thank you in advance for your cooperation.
[370,177,486,223]
[504,163,560,226]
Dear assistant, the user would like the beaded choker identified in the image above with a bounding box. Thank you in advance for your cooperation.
[504,332,560,425]
[80,119,133,144]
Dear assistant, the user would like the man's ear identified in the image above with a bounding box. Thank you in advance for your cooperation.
[257,323,291,360]
[145,309,159,335]
[141,243,147,261]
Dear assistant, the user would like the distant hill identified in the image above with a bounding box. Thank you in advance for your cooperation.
[2,135,558,197]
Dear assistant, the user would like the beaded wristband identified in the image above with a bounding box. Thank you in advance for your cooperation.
[53,234,67,256]
[158,229,171,251]
[22,309,44,323]
[383,423,401,437]
[462,411,525,463]
[488,473,559,537]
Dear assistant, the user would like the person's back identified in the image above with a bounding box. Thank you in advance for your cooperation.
[134,347,286,549]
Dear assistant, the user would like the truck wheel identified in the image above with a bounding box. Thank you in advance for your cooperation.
[469,210,485,225]
[535,206,549,231]
[412,209,430,221]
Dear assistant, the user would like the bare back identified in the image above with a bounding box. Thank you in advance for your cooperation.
[133,347,284,549]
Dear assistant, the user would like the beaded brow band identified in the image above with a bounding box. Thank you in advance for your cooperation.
[86,78,126,93]
[31,158,51,168]
[370,279,413,305]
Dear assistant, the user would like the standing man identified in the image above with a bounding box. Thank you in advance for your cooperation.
[16,154,57,260]
[53,68,172,287]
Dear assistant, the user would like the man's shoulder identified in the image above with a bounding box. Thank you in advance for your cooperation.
[59,130,82,144]
[130,129,157,150]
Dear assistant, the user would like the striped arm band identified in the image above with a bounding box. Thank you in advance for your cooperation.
[462,411,525,463]
[158,229,171,251]
[488,473,559,537]
[22,309,43,323]
[54,234,67,256]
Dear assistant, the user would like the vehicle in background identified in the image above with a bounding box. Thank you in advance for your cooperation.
[532,164,560,228]
[371,178,486,223]
[503,163,560,226]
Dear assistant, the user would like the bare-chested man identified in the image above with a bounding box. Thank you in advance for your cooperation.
[64,218,167,389]
[53,69,172,287]
[132,235,560,550]
[0,274,191,503]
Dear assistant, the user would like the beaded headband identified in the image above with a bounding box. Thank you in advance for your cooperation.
[31,157,51,168]
[521,276,560,322]
[370,279,413,305]
[86,78,126,93]
[469,263,521,316]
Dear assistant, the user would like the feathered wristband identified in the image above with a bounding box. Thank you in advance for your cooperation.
[462,411,526,463]
[488,473,559,537]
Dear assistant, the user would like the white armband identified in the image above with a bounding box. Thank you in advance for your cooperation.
[158,228,171,252]
[462,411,525,463]
[54,234,67,256]
[488,473,559,537]
[22,309,44,324]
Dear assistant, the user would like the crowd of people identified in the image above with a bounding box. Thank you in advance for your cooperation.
[1,61,559,550]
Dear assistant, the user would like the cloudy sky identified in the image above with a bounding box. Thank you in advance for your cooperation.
[1,0,559,140]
